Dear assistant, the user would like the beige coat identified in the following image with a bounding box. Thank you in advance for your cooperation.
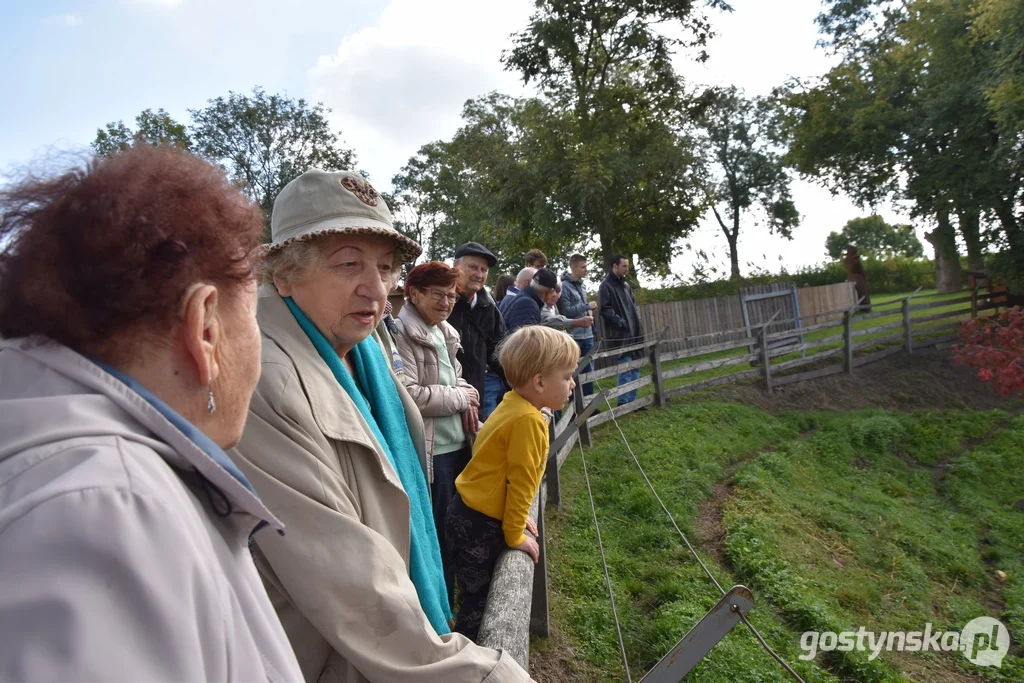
[231,291,528,683]
[392,302,471,480]
[0,339,303,682]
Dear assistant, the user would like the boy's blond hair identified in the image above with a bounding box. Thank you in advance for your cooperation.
[498,326,580,388]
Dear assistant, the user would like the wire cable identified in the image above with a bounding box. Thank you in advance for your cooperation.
[591,377,805,683]
[578,437,633,682]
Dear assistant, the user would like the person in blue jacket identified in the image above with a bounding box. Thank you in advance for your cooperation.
[502,268,558,335]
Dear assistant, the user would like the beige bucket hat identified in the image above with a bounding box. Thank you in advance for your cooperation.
[266,169,422,263]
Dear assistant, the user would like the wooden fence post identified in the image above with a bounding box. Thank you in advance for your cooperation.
[971,287,979,319]
[843,309,854,374]
[651,339,667,408]
[902,297,913,355]
[546,417,561,507]
[760,325,773,393]
[529,498,549,638]
[573,379,592,448]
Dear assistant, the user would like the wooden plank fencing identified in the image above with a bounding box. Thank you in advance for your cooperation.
[797,281,858,323]
[477,286,997,673]
[636,294,745,355]
[635,280,858,356]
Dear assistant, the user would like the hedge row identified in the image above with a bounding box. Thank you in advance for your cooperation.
[637,258,936,304]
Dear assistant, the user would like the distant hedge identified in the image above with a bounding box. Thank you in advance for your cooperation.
[637,258,936,304]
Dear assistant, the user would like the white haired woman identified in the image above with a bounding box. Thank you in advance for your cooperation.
[230,170,529,683]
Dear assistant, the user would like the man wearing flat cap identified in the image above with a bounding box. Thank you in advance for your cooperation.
[449,242,508,421]
[503,267,559,336]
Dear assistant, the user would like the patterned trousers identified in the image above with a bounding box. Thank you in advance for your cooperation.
[445,494,506,642]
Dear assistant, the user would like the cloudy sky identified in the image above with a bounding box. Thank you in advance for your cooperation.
[0,0,913,283]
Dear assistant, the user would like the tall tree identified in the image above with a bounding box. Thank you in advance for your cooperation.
[784,0,1024,291]
[92,108,191,156]
[825,215,924,260]
[699,87,799,279]
[189,87,356,224]
[499,0,729,273]
[392,95,564,275]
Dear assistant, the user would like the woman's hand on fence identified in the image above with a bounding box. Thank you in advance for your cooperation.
[512,535,539,564]
[462,406,480,435]
[525,517,538,538]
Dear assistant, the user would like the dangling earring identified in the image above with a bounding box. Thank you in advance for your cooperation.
[207,388,216,414]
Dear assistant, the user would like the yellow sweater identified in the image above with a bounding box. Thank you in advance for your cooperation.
[455,390,549,547]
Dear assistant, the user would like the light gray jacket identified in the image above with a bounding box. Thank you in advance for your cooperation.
[392,303,471,480]
[0,338,303,683]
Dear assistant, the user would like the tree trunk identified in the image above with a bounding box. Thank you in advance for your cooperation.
[925,210,964,293]
[956,207,984,271]
[728,234,740,280]
[712,206,741,280]
[599,228,615,274]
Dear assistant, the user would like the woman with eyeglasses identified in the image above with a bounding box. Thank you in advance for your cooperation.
[392,261,480,609]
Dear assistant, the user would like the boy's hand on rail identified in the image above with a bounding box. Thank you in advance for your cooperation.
[512,535,539,564]
[525,517,538,537]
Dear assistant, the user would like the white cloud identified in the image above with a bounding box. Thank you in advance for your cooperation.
[309,0,534,187]
[45,14,83,27]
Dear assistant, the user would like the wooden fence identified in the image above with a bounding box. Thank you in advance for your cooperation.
[636,281,856,354]
[478,287,999,673]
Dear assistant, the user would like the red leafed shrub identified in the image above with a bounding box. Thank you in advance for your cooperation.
[953,307,1024,396]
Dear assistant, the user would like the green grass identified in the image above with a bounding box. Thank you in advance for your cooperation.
[536,400,1024,682]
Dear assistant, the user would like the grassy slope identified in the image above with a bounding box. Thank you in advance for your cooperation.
[536,399,1023,682]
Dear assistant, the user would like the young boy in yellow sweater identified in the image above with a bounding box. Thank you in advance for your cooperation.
[445,325,579,640]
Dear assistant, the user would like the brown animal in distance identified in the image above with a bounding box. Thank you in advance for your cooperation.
[844,247,871,308]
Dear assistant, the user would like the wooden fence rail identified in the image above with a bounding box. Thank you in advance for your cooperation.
[477,287,996,672]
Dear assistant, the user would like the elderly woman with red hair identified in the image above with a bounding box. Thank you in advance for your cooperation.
[392,261,480,608]
[0,146,302,681]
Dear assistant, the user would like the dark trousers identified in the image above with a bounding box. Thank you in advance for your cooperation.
[431,446,471,611]
[577,337,595,396]
[445,494,505,642]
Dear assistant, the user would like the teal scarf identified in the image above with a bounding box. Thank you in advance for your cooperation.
[284,297,452,635]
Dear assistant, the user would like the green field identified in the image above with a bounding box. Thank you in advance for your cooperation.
[534,349,1023,681]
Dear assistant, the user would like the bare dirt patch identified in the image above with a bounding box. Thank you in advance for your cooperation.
[529,619,602,683]
[704,347,1020,414]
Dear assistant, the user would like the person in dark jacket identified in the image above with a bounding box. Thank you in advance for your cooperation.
[559,254,598,395]
[497,267,536,314]
[503,268,558,335]
[598,254,645,406]
[449,242,508,421]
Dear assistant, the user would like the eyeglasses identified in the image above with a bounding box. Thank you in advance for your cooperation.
[427,289,459,304]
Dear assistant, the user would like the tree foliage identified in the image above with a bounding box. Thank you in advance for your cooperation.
[189,88,356,223]
[783,0,1024,287]
[92,108,191,156]
[699,86,798,279]
[954,307,1024,397]
[825,215,923,261]
[92,90,357,232]
[396,0,730,279]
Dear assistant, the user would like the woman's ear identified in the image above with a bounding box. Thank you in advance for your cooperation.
[180,283,221,387]
[273,275,292,297]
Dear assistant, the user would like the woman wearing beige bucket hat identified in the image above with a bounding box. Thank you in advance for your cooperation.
[230,169,530,683]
